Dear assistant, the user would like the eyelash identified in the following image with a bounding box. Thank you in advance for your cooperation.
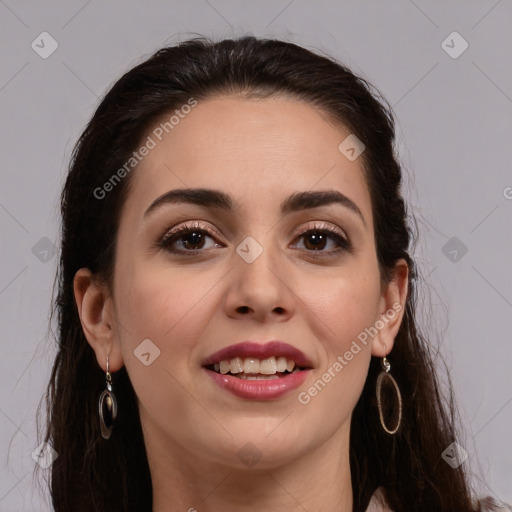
[157,221,351,256]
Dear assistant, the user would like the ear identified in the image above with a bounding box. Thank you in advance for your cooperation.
[371,259,409,358]
[73,268,124,372]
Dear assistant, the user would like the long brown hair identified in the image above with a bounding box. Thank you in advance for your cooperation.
[37,36,499,511]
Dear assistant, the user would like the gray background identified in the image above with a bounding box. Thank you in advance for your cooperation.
[1,1,511,509]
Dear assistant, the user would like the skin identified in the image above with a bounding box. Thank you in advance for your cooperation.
[74,95,408,511]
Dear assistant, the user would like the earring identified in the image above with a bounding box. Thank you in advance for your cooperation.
[98,356,118,439]
[376,355,402,435]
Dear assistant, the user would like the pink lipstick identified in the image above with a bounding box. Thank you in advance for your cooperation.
[202,341,313,400]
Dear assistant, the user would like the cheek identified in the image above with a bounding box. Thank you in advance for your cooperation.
[115,251,218,341]
[298,265,381,353]
[293,267,380,414]
[113,260,226,383]
[112,264,218,432]
[331,282,381,352]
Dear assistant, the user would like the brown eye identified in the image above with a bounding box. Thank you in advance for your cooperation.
[293,225,351,255]
[171,230,208,251]
[158,222,223,254]
[302,232,329,251]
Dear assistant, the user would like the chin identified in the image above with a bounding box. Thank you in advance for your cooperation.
[198,422,315,470]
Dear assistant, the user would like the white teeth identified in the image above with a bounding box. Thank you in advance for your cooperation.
[276,356,287,372]
[238,374,280,380]
[212,356,299,375]
[259,356,277,375]
[243,358,260,374]
[229,357,243,374]
[219,360,230,374]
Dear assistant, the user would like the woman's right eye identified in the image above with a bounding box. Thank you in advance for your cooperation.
[158,223,223,255]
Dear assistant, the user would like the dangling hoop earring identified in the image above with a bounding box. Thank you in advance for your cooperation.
[376,355,402,435]
[98,356,118,439]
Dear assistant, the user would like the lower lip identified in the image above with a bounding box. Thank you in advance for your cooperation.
[203,368,311,400]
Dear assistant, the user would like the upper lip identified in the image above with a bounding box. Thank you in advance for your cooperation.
[202,341,314,369]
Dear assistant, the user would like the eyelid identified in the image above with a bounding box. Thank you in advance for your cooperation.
[160,221,224,245]
[159,220,348,242]
[295,221,348,241]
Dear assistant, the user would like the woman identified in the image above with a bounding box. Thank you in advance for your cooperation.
[39,36,506,511]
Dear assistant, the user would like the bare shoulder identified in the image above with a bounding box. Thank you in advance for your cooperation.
[365,487,393,512]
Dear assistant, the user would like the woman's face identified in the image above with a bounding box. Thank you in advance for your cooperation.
[101,96,405,469]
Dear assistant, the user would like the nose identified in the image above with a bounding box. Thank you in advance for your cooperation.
[223,238,296,323]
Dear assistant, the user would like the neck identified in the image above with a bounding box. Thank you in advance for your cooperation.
[145,418,353,512]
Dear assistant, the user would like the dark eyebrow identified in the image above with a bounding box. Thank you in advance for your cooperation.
[143,188,365,225]
[281,190,365,225]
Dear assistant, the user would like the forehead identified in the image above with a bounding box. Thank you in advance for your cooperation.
[122,95,372,223]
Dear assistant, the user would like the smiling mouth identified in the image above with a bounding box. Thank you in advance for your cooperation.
[205,356,306,380]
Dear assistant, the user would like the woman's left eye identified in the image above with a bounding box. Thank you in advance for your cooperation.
[292,226,351,254]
